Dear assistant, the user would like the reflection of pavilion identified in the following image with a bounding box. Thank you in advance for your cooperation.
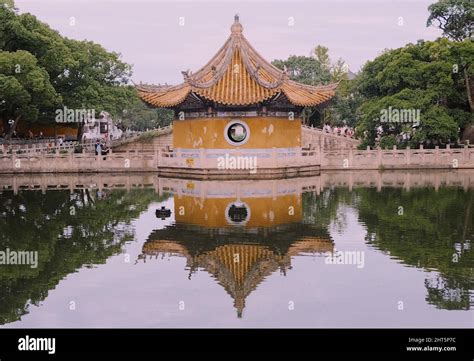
[139,178,333,317]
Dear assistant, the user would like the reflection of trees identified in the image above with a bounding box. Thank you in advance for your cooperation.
[302,188,356,233]
[0,189,169,325]
[355,188,473,310]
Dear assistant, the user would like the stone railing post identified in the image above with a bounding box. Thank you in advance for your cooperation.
[446,143,453,167]
[318,142,322,166]
[200,148,205,168]
[464,143,469,167]
[11,153,16,173]
[349,147,354,168]
[176,148,182,167]
[96,152,101,172]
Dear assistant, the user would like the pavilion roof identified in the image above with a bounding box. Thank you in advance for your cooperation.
[136,15,337,108]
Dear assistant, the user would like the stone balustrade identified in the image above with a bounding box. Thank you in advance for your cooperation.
[0,144,473,175]
[322,145,474,170]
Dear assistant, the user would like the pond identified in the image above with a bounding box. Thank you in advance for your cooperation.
[0,171,472,328]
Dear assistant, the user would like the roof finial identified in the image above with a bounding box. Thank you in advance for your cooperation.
[231,14,243,34]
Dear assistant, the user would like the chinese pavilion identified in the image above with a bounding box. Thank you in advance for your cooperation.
[136,15,337,172]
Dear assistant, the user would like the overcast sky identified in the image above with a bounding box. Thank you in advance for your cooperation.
[15,0,442,84]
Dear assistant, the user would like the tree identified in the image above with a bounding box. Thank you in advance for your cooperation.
[119,93,173,131]
[273,48,342,126]
[0,5,163,138]
[327,79,362,127]
[0,6,75,80]
[355,39,472,148]
[311,45,331,72]
[55,39,132,139]
[427,0,473,41]
[272,55,331,86]
[0,0,15,9]
[427,0,474,113]
[0,50,60,138]
[330,58,349,82]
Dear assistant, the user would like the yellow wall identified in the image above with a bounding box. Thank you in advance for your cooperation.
[173,117,301,149]
[0,121,77,138]
[174,194,302,228]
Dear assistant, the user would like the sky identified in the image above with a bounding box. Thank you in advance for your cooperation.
[14,0,442,85]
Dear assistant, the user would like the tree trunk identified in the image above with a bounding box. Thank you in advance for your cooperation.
[5,115,21,140]
[85,188,95,205]
[1,117,8,135]
[464,67,473,113]
[76,123,84,142]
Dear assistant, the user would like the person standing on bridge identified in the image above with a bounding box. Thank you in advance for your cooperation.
[95,140,102,156]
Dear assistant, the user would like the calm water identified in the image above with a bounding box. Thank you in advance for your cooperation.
[0,171,473,328]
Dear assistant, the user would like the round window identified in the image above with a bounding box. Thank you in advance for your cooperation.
[225,201,251,225]
[224,120,250,146]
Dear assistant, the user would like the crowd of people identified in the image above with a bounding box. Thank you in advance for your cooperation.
[322,123,355,138]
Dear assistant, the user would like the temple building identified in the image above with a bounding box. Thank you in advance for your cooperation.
[136,15,337,174]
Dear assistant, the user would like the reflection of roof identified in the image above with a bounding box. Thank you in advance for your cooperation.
[136,15,337,108]
[140,224,333,317]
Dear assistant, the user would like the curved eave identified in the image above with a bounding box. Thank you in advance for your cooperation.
[137,84,191,108]
[136,81,338,108]
[281,81,338,107]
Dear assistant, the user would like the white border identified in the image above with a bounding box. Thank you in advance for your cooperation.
[224,120,250,146]
[225,201,251,226]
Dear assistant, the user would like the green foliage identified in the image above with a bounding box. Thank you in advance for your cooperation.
[0,0,15,10]
[427,0,474,41]
[0,5,163,134]
[379,134,397,149]
[0,188,171,324]
[0,50,60,125]
[272,55,331,86]
[272,46,351,126]
[304,186,473,310]
[55,39,132,115]
[355,187,473,310]
[327,79,362,127]
[119,92,173,131]
[311,45,331,72]
[356,38,472,148]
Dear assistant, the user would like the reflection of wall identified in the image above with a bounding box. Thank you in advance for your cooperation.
[173,117,301,149]
[174,194,302,228]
